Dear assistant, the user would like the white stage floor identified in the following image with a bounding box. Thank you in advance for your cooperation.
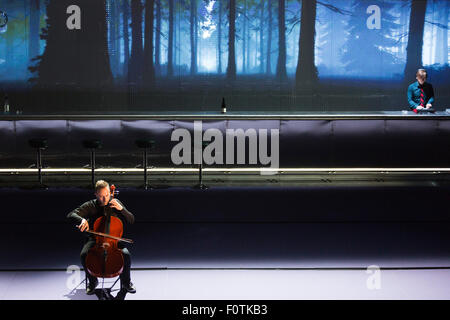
[1,268,449,300]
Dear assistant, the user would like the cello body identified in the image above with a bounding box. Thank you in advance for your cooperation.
[85,185,125,279]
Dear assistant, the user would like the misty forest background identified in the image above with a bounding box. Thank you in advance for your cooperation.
[0,0,448,113]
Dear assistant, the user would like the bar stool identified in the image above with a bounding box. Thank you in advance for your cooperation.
[135,139,155,190]
[193,140,210,190]
[82,139,102,189]
[28,138,48,187]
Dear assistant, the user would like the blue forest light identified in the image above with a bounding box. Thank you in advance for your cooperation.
[0,0,448,112]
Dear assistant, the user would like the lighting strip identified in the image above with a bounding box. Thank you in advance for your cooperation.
[0,168,449,173]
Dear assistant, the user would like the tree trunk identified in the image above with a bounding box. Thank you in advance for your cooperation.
[114,0,121,75]
[295,0,318,87]
[428,0,434,64]
[122,0,130,77]
[226,0,236,80]
[404,0,427,82]
[143,0,155,84]
[32,0,113,87]
[155,0,161,75]
[400,1,408,58]
[242,0,247,73]
[190,0,197,74]
[129,0,144,84]
[29,0,40,68]
[6,24,14,74]
[266,0,272,74]
[217,0,222,74]
[439,0,448,65]
[174,1,177,68]
[275,0,287,80]
[109,0,118,76]
[246,4,250,72]
[168,0,174,76]
[194,2,198,73]
[259,0,264,73]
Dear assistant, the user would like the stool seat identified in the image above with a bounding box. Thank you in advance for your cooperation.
[82,139,102,149]
[82,139,102,189]
[28,138,48,150]
[135,139,155,149]
[191,140,211,150]
[135,139,155,190]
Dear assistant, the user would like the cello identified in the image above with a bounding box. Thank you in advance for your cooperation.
[84,185,133,279]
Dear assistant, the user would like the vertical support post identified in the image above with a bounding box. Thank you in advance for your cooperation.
[37,147,42,185]
[143,148,148,190]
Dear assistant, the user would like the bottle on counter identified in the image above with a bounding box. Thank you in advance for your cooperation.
[3,95,10,114]
[221,97,226,114]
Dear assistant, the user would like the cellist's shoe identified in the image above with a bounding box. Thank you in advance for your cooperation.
[122,282,136,294]
[86,279,98,295]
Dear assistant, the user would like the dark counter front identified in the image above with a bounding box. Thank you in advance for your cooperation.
[1,110,450,120]
[0,112,450,172]
[1,186,450,270]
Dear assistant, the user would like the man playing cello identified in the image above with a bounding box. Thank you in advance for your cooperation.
[67,180,136,295]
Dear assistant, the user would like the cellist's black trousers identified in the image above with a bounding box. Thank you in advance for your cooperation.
[80,240,132,287]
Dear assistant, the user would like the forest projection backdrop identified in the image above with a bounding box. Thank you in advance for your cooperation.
[0,0,448,113]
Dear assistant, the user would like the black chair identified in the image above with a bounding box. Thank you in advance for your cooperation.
[82,139,102,188]
[135,139,155,190]
[28,138,48,187]
[83,273,123,300]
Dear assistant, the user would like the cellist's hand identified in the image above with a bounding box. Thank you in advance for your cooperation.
[101,242,111,249]
[77,218,89,232]
[108,199,123,211]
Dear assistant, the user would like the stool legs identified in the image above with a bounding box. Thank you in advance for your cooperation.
[194,143,208,189]
[90,149,96,189]
[29,139,47,187]
[135,139,155,190]
[194,162,207,189]
[198,162,203,187]
[36,147,43,185]
[143,148,148,189]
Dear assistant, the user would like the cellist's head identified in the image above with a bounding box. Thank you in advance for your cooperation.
[94,180,110,206]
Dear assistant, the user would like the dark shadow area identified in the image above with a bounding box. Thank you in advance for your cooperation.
[64,277,127,300]
[1,186,450,270]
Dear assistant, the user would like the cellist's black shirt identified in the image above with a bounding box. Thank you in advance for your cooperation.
[67,199,134,242]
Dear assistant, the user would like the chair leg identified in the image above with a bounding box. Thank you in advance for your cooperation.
[111,276,121,291]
